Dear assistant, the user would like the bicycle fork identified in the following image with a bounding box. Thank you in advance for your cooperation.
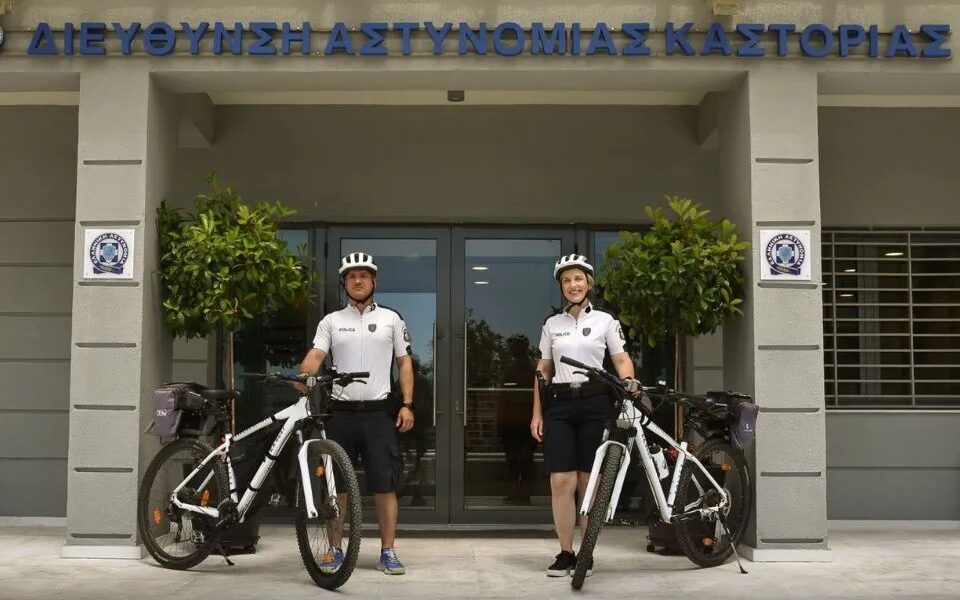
[579,440,632,521]
[297,435,338,520]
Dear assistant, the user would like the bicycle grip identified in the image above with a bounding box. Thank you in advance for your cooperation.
[560,355,589,370]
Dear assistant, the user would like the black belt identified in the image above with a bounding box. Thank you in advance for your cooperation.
[548,382,610,401]
[333,399,389,412]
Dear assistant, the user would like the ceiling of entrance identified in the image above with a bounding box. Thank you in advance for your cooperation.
[154,68,738,105]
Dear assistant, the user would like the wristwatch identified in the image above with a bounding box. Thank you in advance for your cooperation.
[401,401,414,411]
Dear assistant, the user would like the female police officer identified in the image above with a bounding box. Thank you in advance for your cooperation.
[530,254,639,578]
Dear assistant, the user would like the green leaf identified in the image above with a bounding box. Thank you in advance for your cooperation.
[597,194,748,343]
[156,172,317,339]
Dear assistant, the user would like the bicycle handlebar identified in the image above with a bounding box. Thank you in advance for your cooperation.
[558,355,709,406]
[241,370,369,390]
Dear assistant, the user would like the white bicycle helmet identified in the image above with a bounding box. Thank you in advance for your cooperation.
[338,252,378,276]
[554,254,594,280]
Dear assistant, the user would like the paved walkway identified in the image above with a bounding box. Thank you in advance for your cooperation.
[1,522,958,599]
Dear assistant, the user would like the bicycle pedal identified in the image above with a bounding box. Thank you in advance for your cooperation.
[267,492,282,508]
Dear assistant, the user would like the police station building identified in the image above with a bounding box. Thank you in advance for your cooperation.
[1,1,958,561]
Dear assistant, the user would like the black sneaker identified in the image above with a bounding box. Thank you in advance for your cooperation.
[547,551,577,577]
[576,552,594,577]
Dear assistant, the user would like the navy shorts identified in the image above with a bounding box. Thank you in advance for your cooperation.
[325,410,403,494]
[543,392,616,473]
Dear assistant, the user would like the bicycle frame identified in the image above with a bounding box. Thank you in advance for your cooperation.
[579,397,730,524]
[168,395,338,523]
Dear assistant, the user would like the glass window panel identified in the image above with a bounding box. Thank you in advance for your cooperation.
[914,321,960,335]
[913,290,960,304]
[837,366,911,380]
[916,381,960,396]
[915,366,960,380]
[915,398,960,407]
[837,305,909,319]
[340,237,439,510]
[836,396,912,408]
[463,238,560,511]
[914,305,960,320]
[835,291,909,304]
[836,320,910,335]
[833,233,908,245]
[912,245,960,260]
[835,275,909,289]
[838,381,911,395]
[836,335,910,350]
[912,259,960,274]
[913,274,960,289]
[833,260,909,275]
[824,228,960,409]
[836,350,910,365]
[915,350,960,365]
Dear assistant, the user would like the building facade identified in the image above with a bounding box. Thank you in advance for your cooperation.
[0,0,958,560]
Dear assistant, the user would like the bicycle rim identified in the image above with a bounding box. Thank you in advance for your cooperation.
[674,439,751,568]
[295,439,362,590]
[137,438,226,569]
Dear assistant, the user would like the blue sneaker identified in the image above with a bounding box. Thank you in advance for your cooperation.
[319,547,344,574]
[377,548,406,575]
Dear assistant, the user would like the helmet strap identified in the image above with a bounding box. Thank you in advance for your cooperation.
[563,290,590,310]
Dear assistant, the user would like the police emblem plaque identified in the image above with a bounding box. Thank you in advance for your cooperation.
[759,229,812,281]
[83,228,136,279]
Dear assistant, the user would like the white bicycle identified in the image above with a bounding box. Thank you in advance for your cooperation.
[553,356,758,590]
[137,369,367,589]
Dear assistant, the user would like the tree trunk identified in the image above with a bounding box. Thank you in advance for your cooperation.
[227,329,236,434]
[673,331,684,439]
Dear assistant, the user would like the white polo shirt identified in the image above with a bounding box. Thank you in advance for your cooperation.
[538,303,627,384]
[312,302,410,401]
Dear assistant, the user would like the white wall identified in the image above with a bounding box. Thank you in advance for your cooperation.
[0,106,76,517]
[820,107,960,228]
[172,105,721,224]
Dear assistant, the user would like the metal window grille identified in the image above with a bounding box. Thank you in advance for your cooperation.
[823,229,960,409]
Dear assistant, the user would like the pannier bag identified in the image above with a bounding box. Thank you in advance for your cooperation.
[151,382,207,437]
[705,391,759,454]
[731,401,759,453]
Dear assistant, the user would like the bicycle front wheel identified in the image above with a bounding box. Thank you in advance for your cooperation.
[571,443,623,591]
[674,439,751,568]
[137,438,228,570]
[295,439,362,590]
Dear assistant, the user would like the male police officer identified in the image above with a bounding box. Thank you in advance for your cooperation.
[298,252,415,575]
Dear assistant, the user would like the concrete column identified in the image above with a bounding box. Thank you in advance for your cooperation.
[62,64,176,558]
[719,68,831,561]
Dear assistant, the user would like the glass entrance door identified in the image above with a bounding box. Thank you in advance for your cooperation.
[327,228,451,524]
[450,228,576,523]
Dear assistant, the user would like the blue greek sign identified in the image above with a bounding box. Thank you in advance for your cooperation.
[15,21,952,58]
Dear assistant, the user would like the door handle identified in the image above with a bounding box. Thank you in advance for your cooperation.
[462,321,468,428]
[432,322,437,428]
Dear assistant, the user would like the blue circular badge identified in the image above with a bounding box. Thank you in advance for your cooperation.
[89,232,130,275]
[765,233,805,276]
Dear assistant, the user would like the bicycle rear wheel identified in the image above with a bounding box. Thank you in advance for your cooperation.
[571,444,623,591]
[674,439,751,568]
[137,438,229,569]
[295,439,362,590]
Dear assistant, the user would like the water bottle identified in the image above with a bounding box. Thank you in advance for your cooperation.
[649,444,669,480]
